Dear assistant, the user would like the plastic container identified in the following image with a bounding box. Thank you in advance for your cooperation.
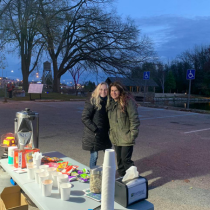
[14,148,40,168]
[90,166,102,194]
[8,146,17,165]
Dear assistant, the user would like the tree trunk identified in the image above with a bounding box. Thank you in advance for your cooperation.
[52,60,60,92]
[75,83,78,96]
[53,76,60,93]
[22,71,29,92]
[21,52,29,92]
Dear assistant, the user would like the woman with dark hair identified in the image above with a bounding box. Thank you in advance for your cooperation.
[107,81,140,177]
[82,82,112,169]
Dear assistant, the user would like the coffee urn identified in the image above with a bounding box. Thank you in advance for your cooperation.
[14,108,39,150]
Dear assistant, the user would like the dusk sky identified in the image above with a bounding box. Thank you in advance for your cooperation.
[3,0,210,84]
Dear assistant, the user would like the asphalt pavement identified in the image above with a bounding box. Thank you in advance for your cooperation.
[0,100,209,210]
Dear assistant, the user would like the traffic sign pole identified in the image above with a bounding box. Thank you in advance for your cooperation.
[187,80,191,109]
[186,69,195,109]
[143,80,147,102]
[143,71,150,103]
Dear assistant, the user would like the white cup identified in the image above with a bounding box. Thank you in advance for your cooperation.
[42,179,53,197]
[60,183,72,200]
[103,149,116,168]
[57,174,69,192]
[39,165,49,172]
[39,172,49,188]
[34,169,45,184]
[26,162,34,168]
[47,167,57,179]
[27,165,37,180]
[51,171,62,188]
[34,159,41,168]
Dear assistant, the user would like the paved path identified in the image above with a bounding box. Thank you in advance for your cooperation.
[0,100,209,210]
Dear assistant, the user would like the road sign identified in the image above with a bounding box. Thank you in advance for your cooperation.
[186,69,195,80]
[143,71,150,80]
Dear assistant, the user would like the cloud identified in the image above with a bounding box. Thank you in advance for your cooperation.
[136,15,210,61]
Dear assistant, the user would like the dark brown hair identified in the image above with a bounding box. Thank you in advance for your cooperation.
[109,81,135,112]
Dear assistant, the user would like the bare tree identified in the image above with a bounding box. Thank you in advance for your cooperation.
[0,52,6,78]
[154,63,165,93]
[38,0,155,92]
[0,0,45,91]
[68,64,85,95]
[0,0,13,17]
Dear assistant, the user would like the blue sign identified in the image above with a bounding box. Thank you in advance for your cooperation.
[186,69,195,80]
[143,71,150,80]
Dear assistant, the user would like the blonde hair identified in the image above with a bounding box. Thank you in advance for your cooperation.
[90,82,109,110]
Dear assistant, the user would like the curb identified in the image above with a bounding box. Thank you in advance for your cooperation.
[138,102,210,114]
[34,99,86,102]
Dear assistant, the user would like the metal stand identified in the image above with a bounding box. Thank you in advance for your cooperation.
[143,80,147,103]
[187,80,191,109]
[30,93,42,100]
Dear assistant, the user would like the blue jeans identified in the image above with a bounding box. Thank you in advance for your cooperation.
[90,151,98,169]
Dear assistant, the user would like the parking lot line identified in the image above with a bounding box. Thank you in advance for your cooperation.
[139,108,165,112]
[184,128,210,134]
[140,113,198,120]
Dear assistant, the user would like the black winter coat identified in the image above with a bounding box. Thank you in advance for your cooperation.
[81,97,112,151]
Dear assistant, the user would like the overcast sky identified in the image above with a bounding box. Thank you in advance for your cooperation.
[114,0,210,60]
[3,0,210,83]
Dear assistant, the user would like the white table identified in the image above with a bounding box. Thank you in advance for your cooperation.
[0,151,154,210]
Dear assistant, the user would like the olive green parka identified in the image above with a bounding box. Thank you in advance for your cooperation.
[107,98,140,146]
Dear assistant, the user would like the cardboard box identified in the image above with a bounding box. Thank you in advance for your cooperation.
[0,186,28,210]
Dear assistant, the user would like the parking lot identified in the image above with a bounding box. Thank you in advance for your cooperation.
[0,100,209,210]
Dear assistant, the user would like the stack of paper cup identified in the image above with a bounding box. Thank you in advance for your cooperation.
[39,172,49,188]
[42,179,53,197]
[51,171,62,188]
[60,183,72,200]
[8,146,17,165]
[27,165,37,180]
[34,169,45,184]
[57,174,69,192]
[101,149,116,210]
[47,167,57,179]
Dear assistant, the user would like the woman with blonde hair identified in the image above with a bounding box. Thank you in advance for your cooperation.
[82,82,112,168]
[107,81,140,177]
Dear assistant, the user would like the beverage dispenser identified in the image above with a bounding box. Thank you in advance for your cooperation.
[14,108,39,149]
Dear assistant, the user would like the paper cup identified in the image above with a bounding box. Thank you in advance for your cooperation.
[39,172,49,188]
[39,165,49,171]
[26,162,34,168]
[60,183,72,200]
[34,159,42,168]
[27,165,37,180]
[51,171,62,188]
[42,179,53,197]
[47,167,57,179]
[57,174,69,192]
[34,169,45,184]
[103,149,116,168]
